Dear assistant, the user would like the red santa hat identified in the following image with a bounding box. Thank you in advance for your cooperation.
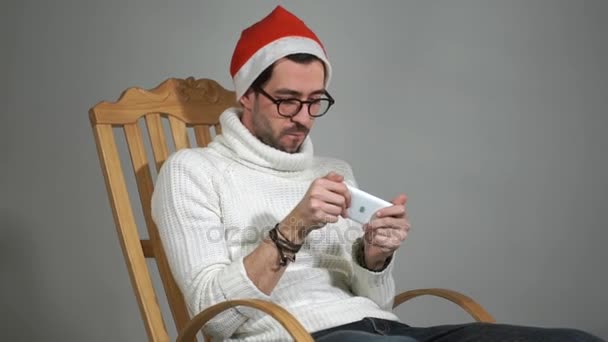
[230,5,332,100]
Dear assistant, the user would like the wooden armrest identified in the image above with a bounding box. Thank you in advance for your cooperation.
[393,288,496,323]
[176,299,314,342]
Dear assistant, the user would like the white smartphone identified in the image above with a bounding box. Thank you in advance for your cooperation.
[346,185,392,224]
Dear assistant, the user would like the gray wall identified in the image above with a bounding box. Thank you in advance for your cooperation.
[1,0,606,340]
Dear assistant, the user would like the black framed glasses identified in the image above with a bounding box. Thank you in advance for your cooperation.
[255,87,335,118]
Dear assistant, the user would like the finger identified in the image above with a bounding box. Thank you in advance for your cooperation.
[313,187,347,212]
[316,179,350,215]
[368,220,410,238]
[313,203,342,225]
[367,233,401,251]
[322,214,340,224]
[310,204,341,226]
[366,217,404,231]
[343,183,352,211]
[374,228,408,243]
[324,171,344,183]
[391,194,407,206]
[375,205,405,219]
[367,226,408,241]
[319,202,344,219]
[371,226,408,243]
[338,182,351,217]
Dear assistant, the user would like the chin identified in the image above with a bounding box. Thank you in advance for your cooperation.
[281,145,300,154]
[279,142,303,154]
[277,138,304,154]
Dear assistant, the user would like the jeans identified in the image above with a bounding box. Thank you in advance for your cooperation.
[311,317,604,342]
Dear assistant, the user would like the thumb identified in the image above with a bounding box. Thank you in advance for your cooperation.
[391,194,407,206]
[324,171,344,182]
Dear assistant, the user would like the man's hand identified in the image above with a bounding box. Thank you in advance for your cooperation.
[362,194,411,270]
[280,172,351,244]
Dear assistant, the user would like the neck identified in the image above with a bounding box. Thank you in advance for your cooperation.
[210,108,314,172]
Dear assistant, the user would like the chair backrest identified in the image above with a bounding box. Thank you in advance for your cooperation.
[89,77,237,341]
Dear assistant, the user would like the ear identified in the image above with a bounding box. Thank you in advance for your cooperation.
[239,89,255,111]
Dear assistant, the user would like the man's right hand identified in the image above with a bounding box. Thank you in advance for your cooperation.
[279,172,351,244]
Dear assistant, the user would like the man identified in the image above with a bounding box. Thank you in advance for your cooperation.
[151,5,602,341]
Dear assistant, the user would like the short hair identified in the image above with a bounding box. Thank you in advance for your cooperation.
[249,53,327,91]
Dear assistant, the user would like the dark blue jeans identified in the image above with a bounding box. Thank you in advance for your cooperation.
[311,317,604,342]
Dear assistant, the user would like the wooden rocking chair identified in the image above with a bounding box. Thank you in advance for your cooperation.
[89,77,495,342]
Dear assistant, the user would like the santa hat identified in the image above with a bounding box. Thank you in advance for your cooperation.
[230,5,332,100]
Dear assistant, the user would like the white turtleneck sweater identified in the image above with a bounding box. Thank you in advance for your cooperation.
[151,108,400,341]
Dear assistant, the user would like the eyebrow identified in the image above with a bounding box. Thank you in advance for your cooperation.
[273,88,327,97]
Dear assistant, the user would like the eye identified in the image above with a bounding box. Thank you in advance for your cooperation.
[279,98,301,105]
[309,100,322,108]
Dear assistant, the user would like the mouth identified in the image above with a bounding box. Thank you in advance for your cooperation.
[283,129,308,138]
[286,132,305,137]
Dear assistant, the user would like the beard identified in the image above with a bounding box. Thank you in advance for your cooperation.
[252,105,309,154]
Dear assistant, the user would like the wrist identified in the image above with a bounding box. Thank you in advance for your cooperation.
[278,213,309,245]
[364,254,391,271]
[355,238,392,271]
[268,224,302,267]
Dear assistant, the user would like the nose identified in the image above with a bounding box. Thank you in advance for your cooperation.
[289,104,312,126]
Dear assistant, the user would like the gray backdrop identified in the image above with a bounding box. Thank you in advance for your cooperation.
[1,0,606,340]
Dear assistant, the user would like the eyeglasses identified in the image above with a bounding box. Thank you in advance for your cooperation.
[255,87,335,118]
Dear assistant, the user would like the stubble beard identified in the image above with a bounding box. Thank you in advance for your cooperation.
[252,106,308,154]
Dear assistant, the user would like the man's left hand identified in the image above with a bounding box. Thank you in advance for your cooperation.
[362,194,411,270]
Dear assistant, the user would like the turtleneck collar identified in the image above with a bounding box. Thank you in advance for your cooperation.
[209,108,314,172]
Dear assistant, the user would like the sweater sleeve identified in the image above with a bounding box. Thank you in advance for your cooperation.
[151,149,270,339]
[339,160,397,311]
[350,239,397,310]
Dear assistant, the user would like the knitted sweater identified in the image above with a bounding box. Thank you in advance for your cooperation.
[151,108,400,341]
